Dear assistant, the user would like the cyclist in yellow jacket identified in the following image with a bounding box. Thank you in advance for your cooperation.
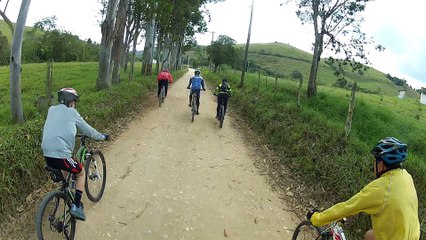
[307,137,420,240]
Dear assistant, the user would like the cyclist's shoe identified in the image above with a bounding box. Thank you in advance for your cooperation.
[70,204,86,221]
[188,103,191,107]
[215,115,219,120]
[196,111,200,115]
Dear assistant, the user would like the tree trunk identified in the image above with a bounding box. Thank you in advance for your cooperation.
[111,0,129,85]
[161,35,172,70]
[141,19,156,75]
[123,1,133,72]
[96,0,119,90]
[10,0,31,123]
[345,82,357,140]
[129,20,140,82]
[307,54,319,97]
[307,34,323,98]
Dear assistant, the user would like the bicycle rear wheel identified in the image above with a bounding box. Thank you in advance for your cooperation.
[159,86,165,107]
[191,95,197,122]
[35,190,76,240]
[219,105,225,128]
[84,149,107,202]
[292,220,323,240]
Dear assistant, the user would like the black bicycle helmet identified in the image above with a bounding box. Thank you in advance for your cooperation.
[222,78,228,83]
[58,88,79,107]
[194,70,200,75]
[371,137,407,166]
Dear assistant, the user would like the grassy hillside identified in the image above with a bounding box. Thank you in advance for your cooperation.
[239,42,420,99]
[0,20,13,43]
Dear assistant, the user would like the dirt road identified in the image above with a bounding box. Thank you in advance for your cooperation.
[74,70,298,239]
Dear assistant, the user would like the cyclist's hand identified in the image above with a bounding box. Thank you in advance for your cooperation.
[103,134,110,141]
[307,209,320,221]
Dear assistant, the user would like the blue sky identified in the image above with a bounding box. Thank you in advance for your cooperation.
[2,0,425,89]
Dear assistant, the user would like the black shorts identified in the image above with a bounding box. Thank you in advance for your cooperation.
[45,156,83,174]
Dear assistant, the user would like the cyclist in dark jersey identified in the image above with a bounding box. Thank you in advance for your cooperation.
[214,78,232,120]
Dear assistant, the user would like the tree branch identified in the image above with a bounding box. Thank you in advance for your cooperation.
[0,9,14,33]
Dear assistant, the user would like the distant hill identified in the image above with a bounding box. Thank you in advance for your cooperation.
[241,42,419,99]
[237,43,419,98]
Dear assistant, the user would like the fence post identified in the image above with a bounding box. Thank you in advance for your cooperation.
[46,59,53,106]
[297,78,303,109]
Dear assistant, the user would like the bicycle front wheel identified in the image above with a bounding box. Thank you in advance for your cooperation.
[35,190,76,240]
[292,220,323,240]
[84,149,107,202]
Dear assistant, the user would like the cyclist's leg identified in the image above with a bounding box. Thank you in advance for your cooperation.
[364,229,375,240]
[157,81,161,97]
[196,90,201,113]
[45,157,84,206]
[164,80,169,96]
[189,90,193,106]
[223,95,229,115]
[216,96,220,118]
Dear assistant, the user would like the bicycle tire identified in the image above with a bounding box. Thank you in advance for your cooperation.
[35,190,76,240]
[84,149,107,202]
[191,95,197,122]
[159,86,165,107]
[292,220,323,240]
[219,105,225,128]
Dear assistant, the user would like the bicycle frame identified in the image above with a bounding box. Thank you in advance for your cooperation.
[320,221,346,240]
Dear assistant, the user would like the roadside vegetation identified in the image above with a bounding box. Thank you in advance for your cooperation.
[203,65,425,238]
[0,61,186,225]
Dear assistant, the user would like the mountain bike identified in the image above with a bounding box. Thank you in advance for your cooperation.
[216,93,228,128]
[159,85,166,107]
[35,134,107,239]
[292,218,347,240]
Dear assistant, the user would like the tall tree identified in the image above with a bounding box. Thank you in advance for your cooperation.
[111,0,129,84]
[289,0,381,97]
[206,35,237,72]
[9,0,31,123]
[96,0,120,89]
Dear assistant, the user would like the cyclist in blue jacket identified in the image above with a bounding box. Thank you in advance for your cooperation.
[186,69,206,115]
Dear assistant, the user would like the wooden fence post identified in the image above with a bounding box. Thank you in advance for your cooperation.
[46,59,53,106]
[297,78,303,109]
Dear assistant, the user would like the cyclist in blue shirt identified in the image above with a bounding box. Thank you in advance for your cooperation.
[186,69,206,115]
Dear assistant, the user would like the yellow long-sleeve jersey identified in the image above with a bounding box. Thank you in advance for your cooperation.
[311,168,420,240]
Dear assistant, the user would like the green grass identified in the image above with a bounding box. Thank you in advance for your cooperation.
[204,68,426,239]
